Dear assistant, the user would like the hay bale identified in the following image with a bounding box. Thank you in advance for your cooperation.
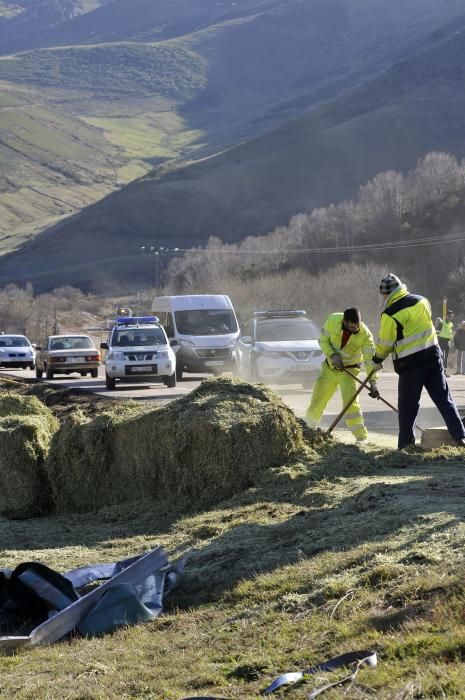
[0,392,59,518]
[46,378,304,513]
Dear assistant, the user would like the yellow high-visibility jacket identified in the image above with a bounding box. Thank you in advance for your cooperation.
[374,285,438,369]
[438,319,453,340]
[319,312,377,377]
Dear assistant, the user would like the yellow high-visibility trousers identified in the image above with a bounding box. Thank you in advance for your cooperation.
[305,361,368,440]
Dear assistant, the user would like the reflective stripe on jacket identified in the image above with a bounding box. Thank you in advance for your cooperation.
[374,286,438,363]
[438,319,453,340]
[319,312,376,377]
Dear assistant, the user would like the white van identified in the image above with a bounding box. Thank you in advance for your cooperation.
[151,295,239,380]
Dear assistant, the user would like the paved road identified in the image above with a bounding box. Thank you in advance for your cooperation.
[2,367,465,447]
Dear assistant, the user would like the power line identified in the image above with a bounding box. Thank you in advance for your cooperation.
[166,231,465,255]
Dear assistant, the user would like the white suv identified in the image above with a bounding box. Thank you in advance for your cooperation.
[233,310,323,388]
[101,316,176,390]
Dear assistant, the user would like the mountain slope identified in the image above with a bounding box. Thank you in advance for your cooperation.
[2,24,465,291]
[0,81,128,252]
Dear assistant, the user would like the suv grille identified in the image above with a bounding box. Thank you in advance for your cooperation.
[195,348,231,359]
[290,350,322,361]
[124,353,154,361]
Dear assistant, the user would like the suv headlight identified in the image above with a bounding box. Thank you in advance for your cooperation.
[107,351,125,360]
[157,350,170,359]
[179,339,195,346]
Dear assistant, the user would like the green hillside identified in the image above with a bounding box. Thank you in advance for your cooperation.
[2,25,465,292]
[0,38,207,246]
[0,42,207,99]
[1,0,465,285]
[0,81,127,250]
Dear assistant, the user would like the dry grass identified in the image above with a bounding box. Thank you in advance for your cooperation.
[2,384,465,697]
[0,392,58,518]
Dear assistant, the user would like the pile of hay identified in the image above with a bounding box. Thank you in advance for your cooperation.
[0,392,59,518]
[46,378,305,513]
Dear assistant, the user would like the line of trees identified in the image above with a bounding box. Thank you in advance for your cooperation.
[165,152,465,318]
[0,285,111,341]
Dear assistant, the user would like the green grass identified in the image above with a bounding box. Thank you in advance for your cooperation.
[2,433,465,697]
[83,111,202,160]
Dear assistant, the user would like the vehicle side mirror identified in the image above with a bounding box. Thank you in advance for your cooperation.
[241,335,252,344]
[32,343,37,348]
[100,342,108,350]
[169,339,179,347]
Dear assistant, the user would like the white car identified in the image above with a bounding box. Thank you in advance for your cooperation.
[233,310,323,388]
[101,316,176,390]
[0,334,35,370]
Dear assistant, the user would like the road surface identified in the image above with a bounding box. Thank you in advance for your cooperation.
[2,367,465,447]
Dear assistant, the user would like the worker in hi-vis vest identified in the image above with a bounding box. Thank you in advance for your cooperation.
[437,309,454,375]
[372,274,465,450]
[305,308,379,443]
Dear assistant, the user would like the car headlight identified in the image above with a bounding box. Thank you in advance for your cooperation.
[107,351,125,360]
[157,350,170,359]
[179,339,195,346]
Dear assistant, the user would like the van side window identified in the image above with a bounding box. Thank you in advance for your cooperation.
[165,313,174,338]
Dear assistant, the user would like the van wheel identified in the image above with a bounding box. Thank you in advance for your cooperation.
[90,369,98,378]
[45,364,54,380]
[165,373,176,388]
[35,366,43,379]
[105,373,116,390]
[176,366,183,381]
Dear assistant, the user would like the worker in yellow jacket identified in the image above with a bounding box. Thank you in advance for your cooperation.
[305,308,378,442]
[372,273,465,449]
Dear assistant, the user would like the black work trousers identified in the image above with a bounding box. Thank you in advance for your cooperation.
[438,337,450,369]
[397,346,465,449]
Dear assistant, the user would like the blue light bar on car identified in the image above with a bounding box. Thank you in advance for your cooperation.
[115,316,159,325]
[253,310,307,318]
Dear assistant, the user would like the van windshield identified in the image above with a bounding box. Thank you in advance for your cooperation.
[175,310,237,336]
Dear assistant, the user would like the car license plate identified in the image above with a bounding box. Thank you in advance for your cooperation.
[205,360,224,367]
[126,364,157,375]
[66,356,82,363]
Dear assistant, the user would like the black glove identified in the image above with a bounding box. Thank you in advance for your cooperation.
[368,380,380,399]
[330,352,344,370]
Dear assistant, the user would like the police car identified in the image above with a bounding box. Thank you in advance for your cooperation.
[233,310,323,388]
[101,316,177,390]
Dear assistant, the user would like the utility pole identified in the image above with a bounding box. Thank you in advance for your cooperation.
[140,245,180,291]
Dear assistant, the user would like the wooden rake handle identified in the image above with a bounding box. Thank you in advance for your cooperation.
[327,368,376,434]
[343,367,425,433]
